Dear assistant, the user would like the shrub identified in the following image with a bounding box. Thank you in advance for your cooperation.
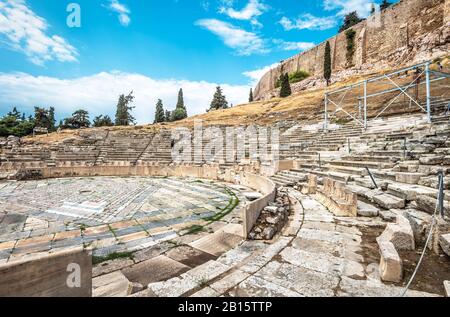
[289,70,310,83]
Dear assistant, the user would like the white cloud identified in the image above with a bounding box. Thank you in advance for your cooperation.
[219,0,268,28]
[0,72,251,124]
[107,0,131,26]
[195,19,268,55]
[272,39,315,51]
[323,0,374,17]
[0,0,77,65]
[242,62,279,86]
[279,14,337,31]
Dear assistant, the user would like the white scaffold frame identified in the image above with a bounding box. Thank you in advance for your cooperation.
[324,61,450,131]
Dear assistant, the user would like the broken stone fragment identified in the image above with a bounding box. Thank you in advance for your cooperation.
[264,206,278,214]
[131,282,144,294]
[444,281,450,297]
[262,227,276,240]
[377,239,403,283]
[440,233,450,257]
[402,209,431,245]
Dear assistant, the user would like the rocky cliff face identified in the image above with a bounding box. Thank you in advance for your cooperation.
[254,0,450,101]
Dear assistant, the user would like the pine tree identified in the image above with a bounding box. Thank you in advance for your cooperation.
[62,109,90,129]
[324,41,332,86]
[154,99,165,123]
[115,91,135,126]
[93,115,113,127]
[208,86,228,111]
[380,0,392,11]
[339,11,363,32]
[7,107,21,120]
[279,73,292,98]
[249,88,254,102]
[34,107,51,129]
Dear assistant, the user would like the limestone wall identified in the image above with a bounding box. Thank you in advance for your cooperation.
[0,247,92,297]
[239,173,276,237]
[254,0,449,100]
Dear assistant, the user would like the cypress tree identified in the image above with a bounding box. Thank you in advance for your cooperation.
[154,99,165,123]
[249,88,254,102]
[324,41,332,86]
[48,107,56,132]
[279,73,292,98]
[172,88,188,121]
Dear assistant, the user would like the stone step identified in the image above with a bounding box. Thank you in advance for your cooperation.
[270,176,294,187]
[357,201,380,217]
[328,160,394,169]
[323,164,368,176]
[373,193,406,210]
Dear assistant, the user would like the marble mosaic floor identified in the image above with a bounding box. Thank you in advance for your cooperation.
[0,176,252,264]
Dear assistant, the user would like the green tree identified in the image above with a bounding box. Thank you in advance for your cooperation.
[172,89,187,121]
[339,11,363,33]
[115,91,136,126]
[7,107,21,120]
[154,99,166,123]
[370,3,376,15]
[93,115,114,127]
[34,107,51,129]
[62,109,90,129]
[208,86,228,111]
[324,41,332,86]
[165,110,172,122]
[380,0,392,11]
[172,108,187,121]
[249,88,254,102]
[0,107,35,137]
[48,107,56,132]
[279,73,292,98]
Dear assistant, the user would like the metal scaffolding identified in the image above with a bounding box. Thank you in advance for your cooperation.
[324,61,450,131]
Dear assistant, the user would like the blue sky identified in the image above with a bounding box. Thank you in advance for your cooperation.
[0,0,393,124]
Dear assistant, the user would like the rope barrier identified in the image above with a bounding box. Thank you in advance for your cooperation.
[400,173,444,297]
